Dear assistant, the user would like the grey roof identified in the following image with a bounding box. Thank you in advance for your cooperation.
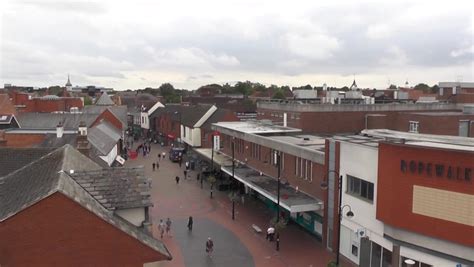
[69,167,152,210]
[180,105,212,127]
[96,92,115,105]
[202,108,231,131]
[16,113,98,130]
[0,145,171,259]
[0,147,55,177]
[88,121,121,155]
[83,105,128,128]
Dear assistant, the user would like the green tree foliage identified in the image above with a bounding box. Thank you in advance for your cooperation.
[430,84,440,93]
[272,89,286,99]
[235,81,253,96]
[83,96,93,105]
[414,83,430,92]
[158,83,180,103]
[389,84,397,89]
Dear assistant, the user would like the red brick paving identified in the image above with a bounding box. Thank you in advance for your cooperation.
[126,142,356,267]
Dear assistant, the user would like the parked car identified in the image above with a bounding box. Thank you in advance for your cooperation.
[169,147,185,162]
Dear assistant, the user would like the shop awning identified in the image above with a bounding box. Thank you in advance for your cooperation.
[221,165,324,213]
[194,148,233,167]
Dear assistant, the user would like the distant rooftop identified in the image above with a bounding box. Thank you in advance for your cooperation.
[213,121,301,134]
[438,82,474,88]
[358,129,474,151]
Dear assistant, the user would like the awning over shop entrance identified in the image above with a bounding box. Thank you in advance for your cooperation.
[194,148,233,167]
[221,165,324,213]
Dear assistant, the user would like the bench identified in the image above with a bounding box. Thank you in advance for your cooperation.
[251,224,262,233]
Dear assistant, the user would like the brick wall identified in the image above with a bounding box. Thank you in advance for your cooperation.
[22,98,84,113]
[0,192,167,266]
[4,133,45,147]
[91,109,124,131]
[393,113,474,136]
[220,133,325,200]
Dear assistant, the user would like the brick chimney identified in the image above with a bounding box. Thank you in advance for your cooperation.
[76,121,90,156]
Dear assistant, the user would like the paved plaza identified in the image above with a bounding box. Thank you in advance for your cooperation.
[125,141,353,267]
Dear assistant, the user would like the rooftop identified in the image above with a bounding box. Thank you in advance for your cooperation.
[0,145,171,259]
[213,121,302,134]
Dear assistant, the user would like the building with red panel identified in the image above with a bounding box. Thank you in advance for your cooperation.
[327,129,473,267]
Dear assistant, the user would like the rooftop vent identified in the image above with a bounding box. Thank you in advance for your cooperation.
[303,137,310,141]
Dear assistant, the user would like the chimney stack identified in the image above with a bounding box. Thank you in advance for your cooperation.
[56,122,64,138]
[76,121,90,156]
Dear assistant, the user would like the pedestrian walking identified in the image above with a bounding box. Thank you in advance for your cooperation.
[162,152,166,159]
[266,226,275,241]
[156,161,160,170]
[197,173,200,181]
[158,153,161,161]
[184,170,187,179]
[175,176,180,184]
[152,162,156,171]
[165,218,172,236]
[187,216,193,231]
[179,159,182,168]
[158,219,165,239]
[185,161,190,170]
[205,237,214,257]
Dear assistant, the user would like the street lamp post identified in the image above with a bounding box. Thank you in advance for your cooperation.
[275,151,281,251]
[321,172,354,267]
[231,140,235,220]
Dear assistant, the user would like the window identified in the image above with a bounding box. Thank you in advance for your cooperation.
[409,121,419,133]
[347,175,374,202]
[381,247,392,267]
[370,242,382,267]
[351,244,359,257]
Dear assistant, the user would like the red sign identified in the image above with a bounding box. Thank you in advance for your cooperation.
[167,134,175,139]
[212,131,220,136]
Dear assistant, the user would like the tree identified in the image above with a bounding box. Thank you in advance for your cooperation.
[272,89,286,100]
[430,84,440,94]
[235,81,252,96]
[389,84,397,89]
[303,84,313,90]
[414,83,430,92]
[83,96,93,105]
[159,83,175,95]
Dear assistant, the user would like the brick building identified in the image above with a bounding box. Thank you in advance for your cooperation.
[257,100,471,136]
[9,91,84,113]
[201,121,326,238]
[151,104,239,148]
[0,145,171,266]
[327,129,473,267]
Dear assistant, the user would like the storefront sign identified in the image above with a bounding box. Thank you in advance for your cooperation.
[400,160,472,182]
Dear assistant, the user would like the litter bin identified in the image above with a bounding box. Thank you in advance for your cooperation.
[190,160,195,170]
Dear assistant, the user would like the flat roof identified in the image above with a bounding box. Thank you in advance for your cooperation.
[213,121,302,134]
[269,135,326,152]
[408,112,468,116]
[359,129,474,151]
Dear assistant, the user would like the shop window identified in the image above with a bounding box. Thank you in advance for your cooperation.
[382,247,392,267]
[347,175,374,203]
[370,242,382,267]
[409,121,419,133]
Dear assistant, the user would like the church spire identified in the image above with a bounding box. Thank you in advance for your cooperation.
[65,74,72,87]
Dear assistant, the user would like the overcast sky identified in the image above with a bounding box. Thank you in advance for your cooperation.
[1,0,473,90]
